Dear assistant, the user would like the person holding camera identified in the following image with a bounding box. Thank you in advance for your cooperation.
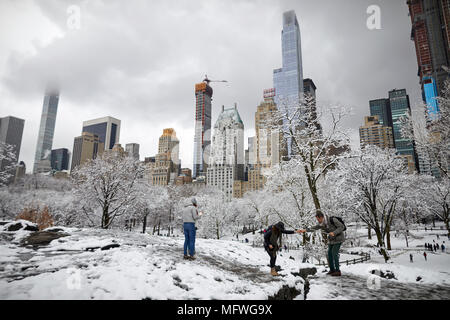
[182,197,203,260]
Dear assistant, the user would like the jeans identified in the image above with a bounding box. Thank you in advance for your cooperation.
[265,246,277,268]
[183,222,196,256]
[328,243,342,271]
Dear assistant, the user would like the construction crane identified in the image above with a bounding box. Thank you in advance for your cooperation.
[203,74,228,85]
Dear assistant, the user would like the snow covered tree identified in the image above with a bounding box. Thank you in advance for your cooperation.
[329,145,409,262]
[425,178,450,236]
[264,160,315,231]
[129,182,168,234]
[71,151,144,229]
[0,141,17,186]
[269,95,351,211]
[237,190,270,231]
[394,174,432,247]
[400,82,450,179]
[194,187,232,239]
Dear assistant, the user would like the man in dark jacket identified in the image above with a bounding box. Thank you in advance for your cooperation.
[264,222,302,276]
[299,210,346,276]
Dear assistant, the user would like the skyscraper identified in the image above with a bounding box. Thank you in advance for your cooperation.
[125,143,140,160]
[207,104,244,200]
[147,128,181,186]
[82,116,121,151]
[359,115,395,150]
[70,132,104,172]
[273,10,304,104]
[369,98,393,128]
[51,148,70,172]
[408,0,450,118]
[273,10,304,157]
[33,88,59,174]
[0,116,25,183]
[389,89,418,171]
[193,81,213,179]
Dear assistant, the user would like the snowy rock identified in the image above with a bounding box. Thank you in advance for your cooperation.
[101,244,120,251]
[268,285,302,300]
[21,231,69,248]
[4,220,39,232]
[293,267,317,279]
[370,269,397,280]
[42,227,65,233]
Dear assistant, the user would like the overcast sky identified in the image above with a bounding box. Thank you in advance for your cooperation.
[0,0,422,172]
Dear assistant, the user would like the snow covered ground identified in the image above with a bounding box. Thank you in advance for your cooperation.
[0,225,307,300]
[306,224,450,300]
[1,221,449,300]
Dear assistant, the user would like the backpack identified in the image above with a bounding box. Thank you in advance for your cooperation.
[330,216,347,231]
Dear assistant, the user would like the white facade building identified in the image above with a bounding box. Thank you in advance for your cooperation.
[207,104,245,200]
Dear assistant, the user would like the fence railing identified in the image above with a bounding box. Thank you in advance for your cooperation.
[315,253,371,267]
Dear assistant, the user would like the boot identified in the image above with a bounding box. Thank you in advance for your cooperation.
[326,270,335,275]
[271,267,279,276]
[189,255,196,261]
[183,255,189,260]
[331,271,341,277]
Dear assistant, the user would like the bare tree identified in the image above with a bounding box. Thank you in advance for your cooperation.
[330,145,409,262]
[71,152,144,229]
[270,95,351,211]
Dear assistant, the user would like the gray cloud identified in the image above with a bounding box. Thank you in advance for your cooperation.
[0,0,422,171]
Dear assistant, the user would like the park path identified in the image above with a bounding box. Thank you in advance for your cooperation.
[307,272,450,300]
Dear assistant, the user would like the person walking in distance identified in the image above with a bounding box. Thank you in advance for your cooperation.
[181,198,202,260]
[264,222,302,276]
[299,210,346,277]
[410,254,413,263]
[423,252,427,261]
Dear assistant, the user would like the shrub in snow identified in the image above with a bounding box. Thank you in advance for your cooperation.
[16,206,54,231]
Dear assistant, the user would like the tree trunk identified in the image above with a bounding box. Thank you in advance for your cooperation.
[445,217,449,239]
[386,226,392,251]
[216,220,220,240]
[102,205,110,229]
[142,215,147,234]
[375,229,389,262]
[368,227,372,240]
[405,233,409,248]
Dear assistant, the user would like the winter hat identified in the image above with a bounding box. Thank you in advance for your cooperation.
[191,198,197,206]
[274,221,285,231]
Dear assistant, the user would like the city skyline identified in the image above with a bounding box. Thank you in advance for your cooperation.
[0,1,422,173]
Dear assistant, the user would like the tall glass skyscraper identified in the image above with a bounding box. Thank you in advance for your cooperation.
[273,10,304,103]
[82,116,121,150]
[389,89,418,171]
[273,10,304,157]
[51,148,69,171]
[33,88,59,174]
[369,98,393,128]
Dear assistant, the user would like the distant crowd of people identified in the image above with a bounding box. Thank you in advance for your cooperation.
[424,239,445,253]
